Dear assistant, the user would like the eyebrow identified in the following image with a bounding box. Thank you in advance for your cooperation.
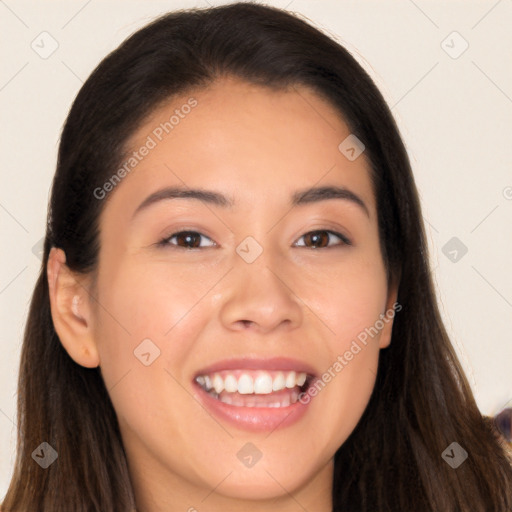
[131,184,370,219]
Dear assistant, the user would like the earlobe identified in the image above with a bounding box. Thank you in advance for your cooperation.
[378,276,400,349]
[47,247,100,368]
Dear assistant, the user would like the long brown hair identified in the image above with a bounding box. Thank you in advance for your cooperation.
[2,3,511,511]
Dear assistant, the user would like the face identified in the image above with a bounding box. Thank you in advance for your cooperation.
[53,76,398,511]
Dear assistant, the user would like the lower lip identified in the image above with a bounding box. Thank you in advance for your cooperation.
[194,384,314,433]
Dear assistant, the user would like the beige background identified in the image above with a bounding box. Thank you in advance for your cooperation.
[1,0,511,497]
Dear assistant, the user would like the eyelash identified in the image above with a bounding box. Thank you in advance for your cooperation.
[156,229,352,250]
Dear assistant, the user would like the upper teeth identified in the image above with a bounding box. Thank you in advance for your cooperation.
[196,370,308,395]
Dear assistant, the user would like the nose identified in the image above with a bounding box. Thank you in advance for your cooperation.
[218,253,303,335]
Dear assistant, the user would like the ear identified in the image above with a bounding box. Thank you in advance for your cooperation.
[378,274,400,349]
[47,247,100,368]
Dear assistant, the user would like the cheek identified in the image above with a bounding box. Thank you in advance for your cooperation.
[297,255,386,446]
[91,262,209,465]
[302,253,388,348]
[306,335,380,457]
[92,260,210,393]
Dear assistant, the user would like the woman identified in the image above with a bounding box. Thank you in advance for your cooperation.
[2,3,511,511]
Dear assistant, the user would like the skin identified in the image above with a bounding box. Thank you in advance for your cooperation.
[48,76,398,512]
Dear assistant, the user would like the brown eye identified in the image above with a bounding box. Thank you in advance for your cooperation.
[157,229,351,251]
[159,230,216,249]
[295,230,351,249]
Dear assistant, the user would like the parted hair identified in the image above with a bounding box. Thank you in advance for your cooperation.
[2,3,511,511]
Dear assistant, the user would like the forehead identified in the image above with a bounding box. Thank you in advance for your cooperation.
[102,76,375,219]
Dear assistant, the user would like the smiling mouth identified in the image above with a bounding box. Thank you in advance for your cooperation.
[194,369,314,408]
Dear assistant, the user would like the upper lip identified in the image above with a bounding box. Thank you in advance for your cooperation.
[193,356,319,379]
